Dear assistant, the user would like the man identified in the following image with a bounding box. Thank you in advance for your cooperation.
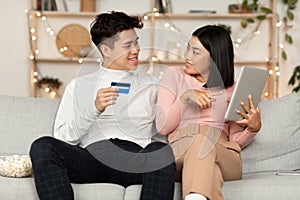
[30,11,175,200]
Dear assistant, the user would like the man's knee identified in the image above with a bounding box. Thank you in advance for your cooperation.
[29,136,57,161]
[144,141,175,172]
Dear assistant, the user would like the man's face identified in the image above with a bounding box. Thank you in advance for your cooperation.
[104,29,140,70]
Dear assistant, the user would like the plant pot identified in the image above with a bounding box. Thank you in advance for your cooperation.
[38,84,59,99]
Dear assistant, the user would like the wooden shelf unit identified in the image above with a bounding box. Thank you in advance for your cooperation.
[28,0,277,99]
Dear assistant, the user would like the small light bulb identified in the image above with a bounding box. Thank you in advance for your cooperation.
[268,70,273,75]
[276,21,283,28]
[275,66,280,71]
[279,43,284,48]
[33,78,38,83]
[143,15,149,20]
[276,71,280,76]
[36,12,41,17]
[236,38,242,43]
[30,28,35,33]
[44,87,50,93]
[234,43,240,48]
[35,50,40,54]
[33,72,39,76]
[151,56,157,62]
[78,58,84,64]
[264,92,269,97]
[164,23,170,28]
[32,36,37,41]
[29,55,35,60]
[254,30,261,35]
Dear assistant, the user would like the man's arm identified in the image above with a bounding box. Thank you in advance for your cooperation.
[54,79,100,145]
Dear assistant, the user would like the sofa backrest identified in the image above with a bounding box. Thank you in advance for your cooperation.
[241,93,300,174]
[0,95,60,154]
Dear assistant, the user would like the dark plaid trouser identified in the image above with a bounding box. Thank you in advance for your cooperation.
[29,136,175,200]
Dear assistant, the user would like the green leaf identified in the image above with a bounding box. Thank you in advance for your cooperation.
[248,3,258,11]
[283,0,288,4]
[285,33,293,44]
[288,0,298,9]
[288,0,298,5]
[283,16,288,24]
[260,7,272,14]
[246,18,255,23]
[257,15,266,20]
[287,10,294,20]
[292,85,300,93]
[281,50,287,60]
[242,0,248,9]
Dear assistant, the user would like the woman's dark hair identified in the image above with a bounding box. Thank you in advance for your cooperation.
[90,11,143,48]
[192,25,234,88]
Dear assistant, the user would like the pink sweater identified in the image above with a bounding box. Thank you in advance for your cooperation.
[156,67,257,149]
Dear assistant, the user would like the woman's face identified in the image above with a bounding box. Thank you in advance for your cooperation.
[184,36,211,81]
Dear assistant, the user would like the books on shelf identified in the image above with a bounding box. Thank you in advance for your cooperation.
[55,0,68,12]
[34,0,68,11]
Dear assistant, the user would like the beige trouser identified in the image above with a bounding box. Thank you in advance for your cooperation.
[168,124,242,200]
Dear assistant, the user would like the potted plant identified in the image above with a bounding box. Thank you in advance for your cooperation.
[36,77,62,99]
[239,0,272,28]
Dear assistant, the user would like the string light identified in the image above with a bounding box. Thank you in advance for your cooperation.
[279,43,284,48]
[29,55,35,60]
[276,21,283,28]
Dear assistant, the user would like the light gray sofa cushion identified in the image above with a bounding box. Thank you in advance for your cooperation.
[72,183,125,200]
[0,95,60,154]
[222,172,300,200]
[241,94,300,174]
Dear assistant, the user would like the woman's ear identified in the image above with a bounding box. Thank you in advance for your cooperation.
[100,44,111,58]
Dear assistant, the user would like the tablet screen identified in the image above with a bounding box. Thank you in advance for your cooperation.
[224,66,268,121]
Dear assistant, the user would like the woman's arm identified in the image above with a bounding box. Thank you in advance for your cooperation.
[156,68,183,135]
[228,95,261,148]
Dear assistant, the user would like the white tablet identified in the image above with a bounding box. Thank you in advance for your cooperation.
[224,66,268,121]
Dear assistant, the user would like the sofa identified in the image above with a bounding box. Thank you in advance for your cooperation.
[0,93,299,200]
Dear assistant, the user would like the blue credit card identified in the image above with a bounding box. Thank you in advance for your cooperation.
[111,82,131,94]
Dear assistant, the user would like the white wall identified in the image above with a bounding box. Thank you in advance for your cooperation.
[0,0,31,97]
[0,0,299,97]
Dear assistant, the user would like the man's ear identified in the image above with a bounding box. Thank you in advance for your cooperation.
[100,44,111,58]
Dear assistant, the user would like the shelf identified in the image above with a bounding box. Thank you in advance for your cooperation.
[32,10,273,20]
[151,13,274,20]
[32,10,96,18]
[34,57,269,67]
[34,57,101,63]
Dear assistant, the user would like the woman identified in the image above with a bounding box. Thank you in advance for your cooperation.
[156,25,262,200]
